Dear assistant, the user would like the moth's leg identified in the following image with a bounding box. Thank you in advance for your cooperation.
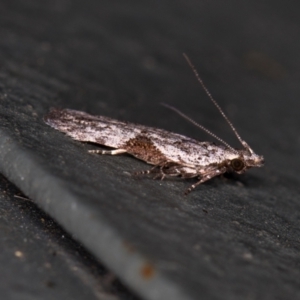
[161,165,188,177]
[181,172,198,179]
[88,148,127,155]
[153,173,166,180]
[184,167,226,195]
[134,161,172,179]
[157,165,198,179]
[133,165,160,177]
[154,162,186,180]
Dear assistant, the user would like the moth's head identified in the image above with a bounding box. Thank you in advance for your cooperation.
[230,151,264,174]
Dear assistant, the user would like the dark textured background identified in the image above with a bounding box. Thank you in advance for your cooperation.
[1,1,300,299]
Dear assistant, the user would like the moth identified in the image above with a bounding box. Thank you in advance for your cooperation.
[44,54,264,194]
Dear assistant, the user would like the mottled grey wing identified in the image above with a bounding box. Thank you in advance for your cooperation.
[44,108,142,148]
[44,108,227,167]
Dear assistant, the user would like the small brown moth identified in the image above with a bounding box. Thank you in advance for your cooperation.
[44,54,264,194]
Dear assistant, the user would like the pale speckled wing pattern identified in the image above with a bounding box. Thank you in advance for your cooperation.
[44,108,234,167]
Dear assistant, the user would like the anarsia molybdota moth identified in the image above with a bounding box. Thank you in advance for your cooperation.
[44,54,264,194]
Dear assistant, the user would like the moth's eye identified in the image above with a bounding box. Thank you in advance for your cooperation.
[231,159,245,171]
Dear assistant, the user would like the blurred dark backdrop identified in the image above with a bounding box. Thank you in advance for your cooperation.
[0,1,300,300]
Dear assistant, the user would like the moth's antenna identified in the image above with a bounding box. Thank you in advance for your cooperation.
[161,102,237,153]
[183,53,253,153]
